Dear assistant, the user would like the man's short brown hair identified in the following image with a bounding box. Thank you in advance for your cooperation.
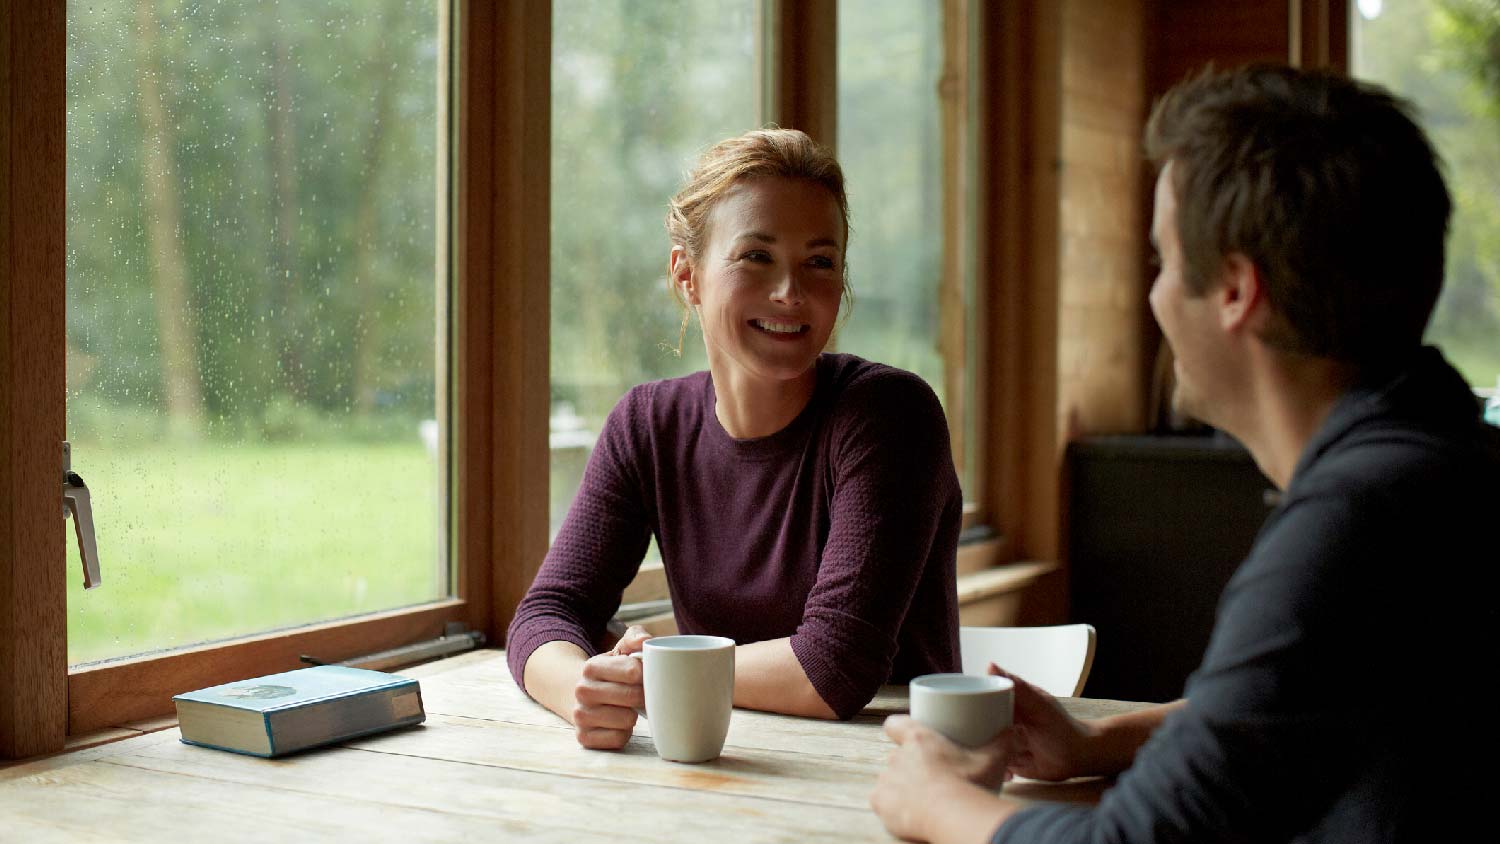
[1145,65,1451,366]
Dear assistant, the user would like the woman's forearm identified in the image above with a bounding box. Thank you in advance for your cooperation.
[733,637,837,719]
[522,640,590,724]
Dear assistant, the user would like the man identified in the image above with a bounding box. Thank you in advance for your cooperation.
[871,64,1500,844]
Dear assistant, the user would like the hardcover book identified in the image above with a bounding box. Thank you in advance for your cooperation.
[173,665,425,757]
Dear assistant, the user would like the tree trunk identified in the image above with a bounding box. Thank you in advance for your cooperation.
[351,35,400,416]
[135,0,204,438]
[264,27,307,401]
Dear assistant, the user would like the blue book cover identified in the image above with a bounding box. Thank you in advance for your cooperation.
[173,665,425,757]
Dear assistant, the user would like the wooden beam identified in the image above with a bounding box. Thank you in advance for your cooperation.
[467,0,552,645]
[979,0,1063,565]
[1291,0,1350,71]
[1,0,67,760]
[764,0,837,147]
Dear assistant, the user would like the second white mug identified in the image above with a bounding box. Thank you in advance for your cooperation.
[909,673,1014,747]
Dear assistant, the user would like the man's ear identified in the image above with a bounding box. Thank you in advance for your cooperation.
[1217,252,1266,334]
[669,245,698,306]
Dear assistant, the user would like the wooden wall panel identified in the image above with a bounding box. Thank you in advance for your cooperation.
[1058,0,1147,439]
[1149,0,1294,94]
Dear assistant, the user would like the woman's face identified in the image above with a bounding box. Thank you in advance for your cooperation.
[673,177,846,388]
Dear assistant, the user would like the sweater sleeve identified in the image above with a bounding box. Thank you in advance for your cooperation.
[505,387,654,691]
[993,494,1387,844]
[789,370,961,719]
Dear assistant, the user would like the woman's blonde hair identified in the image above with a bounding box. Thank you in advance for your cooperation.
[664,128,852,355]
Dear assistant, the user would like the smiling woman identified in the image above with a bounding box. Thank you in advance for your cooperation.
[509,128,965,748]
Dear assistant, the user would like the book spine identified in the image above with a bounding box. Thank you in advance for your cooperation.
[266,682,425,757]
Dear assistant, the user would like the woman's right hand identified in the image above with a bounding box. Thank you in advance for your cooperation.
[986,663,1097,782]
[571,625,652,749]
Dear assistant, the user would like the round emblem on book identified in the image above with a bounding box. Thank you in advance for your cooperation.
[222,684,296,700]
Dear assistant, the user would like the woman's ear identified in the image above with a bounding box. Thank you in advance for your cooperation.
[669,245,698,306]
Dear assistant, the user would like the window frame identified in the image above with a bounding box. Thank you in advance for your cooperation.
[5,0,1013,759]
[1,0,554,755]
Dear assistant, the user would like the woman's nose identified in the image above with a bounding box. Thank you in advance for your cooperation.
[770,269,805,305]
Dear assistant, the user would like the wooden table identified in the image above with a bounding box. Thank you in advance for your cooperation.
[0,650,1149,842]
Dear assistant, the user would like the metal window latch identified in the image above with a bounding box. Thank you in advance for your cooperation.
[62,441,102,589]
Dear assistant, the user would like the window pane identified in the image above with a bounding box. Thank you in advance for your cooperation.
[1352,0,1500,389]
[550,1,760,539]
[836,2,973,489]
[66,0,448,665]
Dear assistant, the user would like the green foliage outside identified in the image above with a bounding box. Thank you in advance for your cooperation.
[66,0,443,664]
[1356,0,1500,389]
[549,0,752,435]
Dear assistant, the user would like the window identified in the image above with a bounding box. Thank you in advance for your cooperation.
[836,0,979,495]
[66,0,448,665]
[1352,0,1500,391]
[548,0,761,539]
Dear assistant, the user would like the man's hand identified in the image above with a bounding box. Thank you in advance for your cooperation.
[871,715,1016,843]
[571,625,651,749]
[987,663,1097,782]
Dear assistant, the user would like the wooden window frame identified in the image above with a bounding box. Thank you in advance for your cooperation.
[2,0,552,758]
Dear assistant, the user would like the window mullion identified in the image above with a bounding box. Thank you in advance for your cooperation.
[1,0,68,761]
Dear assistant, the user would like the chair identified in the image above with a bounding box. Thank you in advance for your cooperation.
[958,624,1097,697]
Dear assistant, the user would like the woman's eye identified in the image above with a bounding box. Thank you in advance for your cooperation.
[741,250,772,263]
[808,255,836,270]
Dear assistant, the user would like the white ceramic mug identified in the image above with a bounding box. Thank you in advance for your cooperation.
[909,673,1014,747]
[640,635,736,763]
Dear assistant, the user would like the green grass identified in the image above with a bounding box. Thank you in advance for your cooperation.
[66,443,442,665]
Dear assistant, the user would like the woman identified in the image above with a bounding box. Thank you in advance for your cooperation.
[507,128,961,748]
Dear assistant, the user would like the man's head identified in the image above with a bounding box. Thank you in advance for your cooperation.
[1145,65,1451,372]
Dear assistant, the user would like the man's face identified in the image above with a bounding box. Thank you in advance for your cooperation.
[1148,164,1228,426]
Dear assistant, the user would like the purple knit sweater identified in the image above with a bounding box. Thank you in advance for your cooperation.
[506,353,962,719]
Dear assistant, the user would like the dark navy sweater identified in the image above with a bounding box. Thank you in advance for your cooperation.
[996,347,1500,843]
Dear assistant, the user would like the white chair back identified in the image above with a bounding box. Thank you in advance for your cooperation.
[958,624,1097,697]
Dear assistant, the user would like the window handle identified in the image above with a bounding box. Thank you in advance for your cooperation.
[62,442,102,589]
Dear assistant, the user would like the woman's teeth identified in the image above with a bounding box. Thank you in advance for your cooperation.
[753,319,805,334]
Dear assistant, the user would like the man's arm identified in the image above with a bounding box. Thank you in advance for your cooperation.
[1078,700,1184,776]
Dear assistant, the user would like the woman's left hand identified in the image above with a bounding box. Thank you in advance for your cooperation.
[870,716,1013,842]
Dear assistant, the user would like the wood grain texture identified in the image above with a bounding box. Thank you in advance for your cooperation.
[977,0,1068,612]
[766,0,837,146]
[1,650,1152,842]
[1058,0,1146,442]
[1292,0,1349,70]
[484,0,552,647]
[1,0,67,761]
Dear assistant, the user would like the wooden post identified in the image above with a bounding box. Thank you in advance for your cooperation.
[456,0,552,646]
[1,0,68,760]
[763,0,838,148]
